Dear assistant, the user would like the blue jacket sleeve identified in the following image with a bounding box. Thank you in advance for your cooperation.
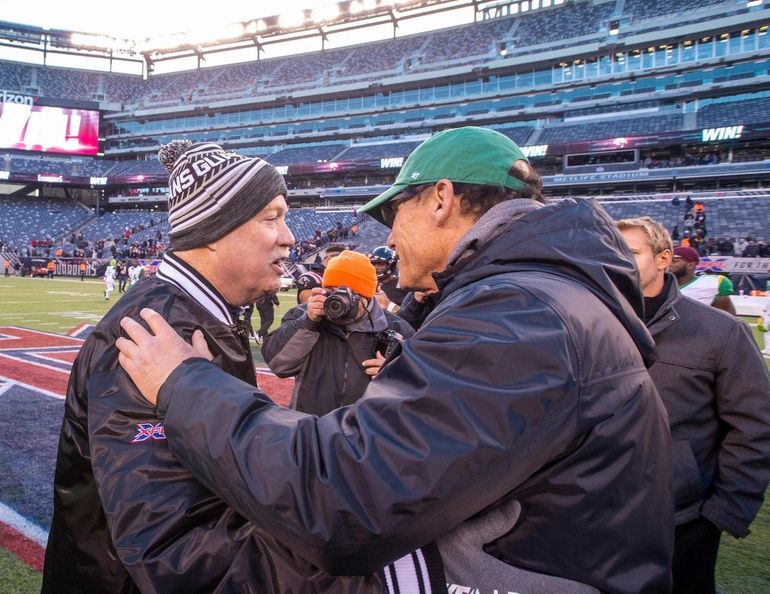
[156,285,583,575]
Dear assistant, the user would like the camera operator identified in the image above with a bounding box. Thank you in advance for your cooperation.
[262,250,414,415]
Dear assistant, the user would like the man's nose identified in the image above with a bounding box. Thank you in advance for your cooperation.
[280,222,295,247]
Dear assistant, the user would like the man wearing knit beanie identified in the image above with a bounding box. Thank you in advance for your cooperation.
[163,140,288,251]
[261,250,414,415]
[44,139,301,592]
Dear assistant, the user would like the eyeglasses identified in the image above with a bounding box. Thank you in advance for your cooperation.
[379,183,433,227]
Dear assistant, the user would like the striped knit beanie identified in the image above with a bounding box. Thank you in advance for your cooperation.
[159,140,288,250]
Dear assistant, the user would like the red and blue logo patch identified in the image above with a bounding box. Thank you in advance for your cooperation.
[131,422,166,443]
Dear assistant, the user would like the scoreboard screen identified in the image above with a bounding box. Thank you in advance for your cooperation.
[0,102,99,155]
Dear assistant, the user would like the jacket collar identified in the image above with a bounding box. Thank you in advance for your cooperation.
[156,251,242,326]
[646,273,684,329]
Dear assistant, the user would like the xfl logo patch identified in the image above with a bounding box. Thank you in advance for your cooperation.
[131,422,166,443]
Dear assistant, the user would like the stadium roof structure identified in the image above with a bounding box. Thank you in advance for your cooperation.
[0,0,516,75]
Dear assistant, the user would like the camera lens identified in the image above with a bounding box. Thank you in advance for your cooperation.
[324,295,348,319]
[322,287,359,324]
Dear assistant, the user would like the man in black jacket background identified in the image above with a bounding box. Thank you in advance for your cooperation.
[618,215,770,594]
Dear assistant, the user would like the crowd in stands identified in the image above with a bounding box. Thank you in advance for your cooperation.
[289,218,360,265]
[641,151,724,169]
[0,200,363,270]
[341,35,427,79]
[624,0,735,20]
[668,196,770,258]
[593,194,770,247]
[419,16,514,66]
[514,2,615,47]
[0,197,93,254]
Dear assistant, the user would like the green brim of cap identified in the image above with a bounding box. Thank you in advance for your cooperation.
[358,183,409,227]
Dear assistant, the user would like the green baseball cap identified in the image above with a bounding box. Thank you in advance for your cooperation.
[359,126,529,227]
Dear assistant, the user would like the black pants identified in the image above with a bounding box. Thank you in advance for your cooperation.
[672,516,722,594]
[257,306,274,337]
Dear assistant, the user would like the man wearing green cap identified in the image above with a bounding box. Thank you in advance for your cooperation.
[116,126,674,593]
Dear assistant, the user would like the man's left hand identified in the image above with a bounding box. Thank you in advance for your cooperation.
[362,352,386,378]
[116,308,212,405]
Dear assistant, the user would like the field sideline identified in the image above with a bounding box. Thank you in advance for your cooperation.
[0,274,768,593]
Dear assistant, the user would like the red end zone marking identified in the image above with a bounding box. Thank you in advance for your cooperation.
[36,351,79,364]
[0,354,70,396]
[66,323,92,337]
[256,371,294,408]
[0,522,44,572]
[0,327,83,349]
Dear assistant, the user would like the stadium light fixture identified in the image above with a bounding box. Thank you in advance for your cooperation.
[312,3,341,23]
[608,20,620,35]
[279,9,306,29]
[747,0,763,7]
[350,0,365,13]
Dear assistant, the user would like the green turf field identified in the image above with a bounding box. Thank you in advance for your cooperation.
[1,274,769,592]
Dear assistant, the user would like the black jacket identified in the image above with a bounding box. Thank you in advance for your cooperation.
[153,199,675,593]
[647,273,770,535]
[42,254,404,594]
[262,301,415,414]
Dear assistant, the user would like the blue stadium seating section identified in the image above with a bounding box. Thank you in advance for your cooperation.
[269,144,348,165]
[538,113,684,143]
[335,141,423,162]
[358,194,770,248]
[285,210,357,244]
[0,197,93,251]
[0,199,367,258]
[600,195,770,244]
[698,94,770,128]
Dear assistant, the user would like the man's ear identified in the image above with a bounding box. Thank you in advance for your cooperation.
[432,179,459,226]
[657,249,672,271]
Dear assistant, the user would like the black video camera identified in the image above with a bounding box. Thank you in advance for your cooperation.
[374,329,403,358]
[323,287,360,324]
